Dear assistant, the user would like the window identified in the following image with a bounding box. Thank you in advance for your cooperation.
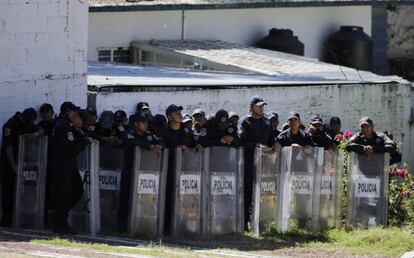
[98,47,130,63]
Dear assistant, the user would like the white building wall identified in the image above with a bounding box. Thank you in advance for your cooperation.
[88,6,372,61]
[91,83,414,168]
[0,0,88,125]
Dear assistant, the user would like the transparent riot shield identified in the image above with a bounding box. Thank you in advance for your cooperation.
[203,147,244,237]
[99,143,123,234]
[172,148,203,238]
[346,153,389,229]
[128,147,168,238]
[279,147,324,232]
[252,148,281,235]
[13,135,48,229]
[68,140,100,235]
[317,149,344,230]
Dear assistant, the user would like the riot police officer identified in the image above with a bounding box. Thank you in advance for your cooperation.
[307,115,335,150]
[345,117,396,156]
[49,105,90,234]
[277,111,314,148]
[118,112,165,232]
[163,104,197,235]
[198,109,239,148]
[38,103,55,137]
[1,108,39,227]
[267,111,281,139]
[237,96,274,230]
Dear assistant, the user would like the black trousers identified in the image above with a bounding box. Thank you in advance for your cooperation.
[118,166,132,233]
[0,164,15,227]
[243,148,255,230]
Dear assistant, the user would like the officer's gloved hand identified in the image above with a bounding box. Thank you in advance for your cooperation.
[180,145,189,152]
[150,144,163,154]
[195,144,204,152]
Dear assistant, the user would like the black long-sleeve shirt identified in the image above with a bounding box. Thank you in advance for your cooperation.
[237,115,274,149]
[345,131,396,154]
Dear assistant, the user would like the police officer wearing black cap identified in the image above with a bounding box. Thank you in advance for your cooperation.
[149,114,168,141]
[198,109,240,148]
[345,117,396,157]
[118,112,165,232]
[49,106,90,234]
[328,116,343,146]
[163,104,197,234]
[277,111,314,148]
[0,108,39,227]
[113,110,128,140]
[307,115,335,150]
[267,112,281,139]
[238,96,275,230]
[136,102,152,117]
[38,103,55,137]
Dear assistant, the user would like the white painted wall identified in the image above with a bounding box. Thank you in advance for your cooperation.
[0,0,88,125]
[91,83,414,168]
[88,6,372,61]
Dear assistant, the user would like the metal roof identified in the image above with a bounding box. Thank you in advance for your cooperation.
[87,61,406,89]
[89,0,414,12]
[130,39,407,83]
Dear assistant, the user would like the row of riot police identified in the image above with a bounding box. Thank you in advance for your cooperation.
[1,96,401,234]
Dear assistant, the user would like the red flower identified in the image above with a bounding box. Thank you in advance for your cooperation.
[342,130,353,139]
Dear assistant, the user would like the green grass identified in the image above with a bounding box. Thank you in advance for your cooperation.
[305,227,414,257]
[30,228,414,258]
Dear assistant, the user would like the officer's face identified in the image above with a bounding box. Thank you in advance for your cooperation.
[193,114,205,124]
[330,123,341,134]
[230,116,239,125]
[168,111,182,123]
[271,117,279,129]
[251,105,264,116]
[135,121,148,133]
[360,123,374,138]
[68,111,83,128]
[41,110,54,121]
[288,118,300,131]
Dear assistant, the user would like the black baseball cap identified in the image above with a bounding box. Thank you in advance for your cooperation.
[267,112,279,120]
[152,114,167,126]
[39,103,53,113]
[215,110,229,130]
[310,115,323,125]
[99,111,114,130]
[86,107,97,116]
[136,102,150,111]
[23,108,37,122]
[359,117,373,126]
[165,104,183,116]
[114,110,127,122]
[60,101,79,113]
[130,113,149,124]
[287,111,300,121]
[330,116,341,125]
[250,96,267,106]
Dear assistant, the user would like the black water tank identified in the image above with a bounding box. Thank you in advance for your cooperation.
[256,28,304,56]
[324,26,373,71]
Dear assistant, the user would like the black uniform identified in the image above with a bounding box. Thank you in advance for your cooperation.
[345,132,396,154]
[49,116,89,232]
[237,114,274,228]
[308,130,334,150]
[277,129,314,147]
[118,129,164,232]
[0,113,37,227]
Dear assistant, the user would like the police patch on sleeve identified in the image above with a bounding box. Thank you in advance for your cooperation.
[227,127,234,134]
[376,137,382,143]
[184,127,190,133]
[127,134,134,139]
[4,127,11,137]
[118,126,125,132]
[88,125,95,131]
[147,135,153,141]
[67,132,74,141]
[199,128,207,137]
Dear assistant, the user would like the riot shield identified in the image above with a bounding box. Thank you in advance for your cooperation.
[13,135,48,229]
[68,140,100,235]
[252,148,281,235]
[99,143,123,234]
[203,146,244,237]
[346,153,389,229]
[172,148,203,238]
[279,147,324,232]
[317,149,344,230]
[128,147,168,238]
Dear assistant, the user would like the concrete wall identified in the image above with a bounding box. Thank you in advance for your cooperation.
[0,0,88,125]
[90,82,414,168]
[88,6,372,61]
